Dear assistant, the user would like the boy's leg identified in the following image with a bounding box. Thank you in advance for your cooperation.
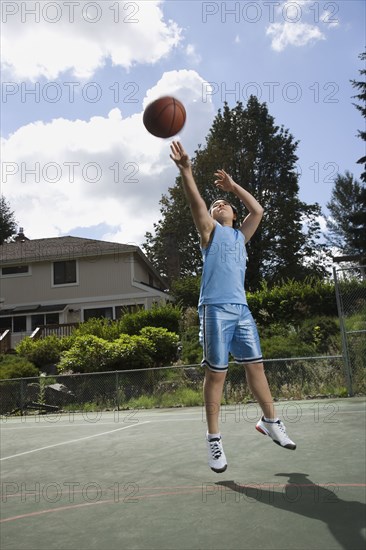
[203,368,227,434]
[203,367,228,472]
[245,362,296,450]
[199,305,232,433]
[244,362,275,419]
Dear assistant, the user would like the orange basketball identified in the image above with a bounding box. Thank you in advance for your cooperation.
[143,96,186,138]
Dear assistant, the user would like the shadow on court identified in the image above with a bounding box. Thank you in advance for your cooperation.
[217,472,366,550]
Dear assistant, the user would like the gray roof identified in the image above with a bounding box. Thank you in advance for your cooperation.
[0,236,137,265]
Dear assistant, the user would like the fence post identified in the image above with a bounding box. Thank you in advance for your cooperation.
[115,371,120,411]
[333,266,354,396]
[20,379,26,416]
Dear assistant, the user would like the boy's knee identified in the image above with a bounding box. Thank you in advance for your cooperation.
[205,369,227,384]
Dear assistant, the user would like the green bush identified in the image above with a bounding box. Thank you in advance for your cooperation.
[170,276,201,308]
[169,276,342,318]
[112,334,155,370]
[298,316,340,354]
[248,278,338,325]
[139,327,179,366]
[58,335,115,373]
[0,354,39,379]
[16,335,73,368]
[180,326,202,365]
[58,334,156,373]
[72,317,124,341]
[261,334,315,359]
[118,304,182,335]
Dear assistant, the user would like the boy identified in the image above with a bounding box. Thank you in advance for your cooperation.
[170,141,296,473]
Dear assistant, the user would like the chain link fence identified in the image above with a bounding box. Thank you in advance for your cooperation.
[1,264,364,416]
[333,264,366,396]
[0,355,347,417]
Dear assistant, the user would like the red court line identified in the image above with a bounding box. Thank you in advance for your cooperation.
[1,483,365,523]
[1,482,365,500]
[0,499,116,523]
[0,488,204,523]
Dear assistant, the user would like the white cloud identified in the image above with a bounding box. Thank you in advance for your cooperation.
[185,44,201,64]
[266,0,340,52]
[266,21,325,52]
[1,1,182,80]
[1,70,215,246]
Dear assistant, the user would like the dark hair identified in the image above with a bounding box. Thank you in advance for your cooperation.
[209,198,239,228]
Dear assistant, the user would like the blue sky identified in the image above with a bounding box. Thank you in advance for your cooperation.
[1,0,365,247]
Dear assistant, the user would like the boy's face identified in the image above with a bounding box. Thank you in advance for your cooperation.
[210,200,237,226]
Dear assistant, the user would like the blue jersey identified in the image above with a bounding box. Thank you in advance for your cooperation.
[198,222,248,306]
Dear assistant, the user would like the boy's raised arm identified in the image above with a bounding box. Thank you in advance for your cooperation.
[214,169,264,243]
[170,141,215,247]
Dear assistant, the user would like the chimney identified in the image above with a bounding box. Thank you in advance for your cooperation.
[14,227,29,243]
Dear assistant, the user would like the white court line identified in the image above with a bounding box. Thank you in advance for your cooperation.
[1,406,365,431]
[0,410,202,427]
[0,421,150,461]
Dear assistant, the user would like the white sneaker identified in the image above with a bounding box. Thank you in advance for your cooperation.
[256,417,296,450]
[206,434,227,473]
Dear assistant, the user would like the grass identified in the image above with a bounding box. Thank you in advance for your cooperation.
[124,387,203,409]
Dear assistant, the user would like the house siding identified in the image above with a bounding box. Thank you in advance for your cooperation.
[0,238,171,351]
[1,254,137,305]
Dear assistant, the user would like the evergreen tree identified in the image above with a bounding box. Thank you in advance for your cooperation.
[349,187,366,253]
[0,196,17,245]
[350,52,366,183]
[143,97,324,289]
[326,171,366,255]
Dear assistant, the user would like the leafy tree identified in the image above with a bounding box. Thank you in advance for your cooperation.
[0,196,17,245]
[170,275,201,307]
[350,52,366,183]
[326,171,366,254]
[143,97,325,289]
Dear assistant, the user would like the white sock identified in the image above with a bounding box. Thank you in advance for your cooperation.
[264,417,279,423]
[207,432,221,440]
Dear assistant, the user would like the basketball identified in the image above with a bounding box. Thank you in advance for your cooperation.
[143,96,186,138]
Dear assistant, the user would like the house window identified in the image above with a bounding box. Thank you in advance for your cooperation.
[84,307,113,321]
[0,317,12,331]
[31,313,60,331]
[53,261,77,285]
[1,265,29,276]
[0,316,26,332]
[31,315,44,331]
[13,316,27,333]
[46,313,60,325]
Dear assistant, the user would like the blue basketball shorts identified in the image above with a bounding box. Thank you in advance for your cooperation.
[198,304,263,373]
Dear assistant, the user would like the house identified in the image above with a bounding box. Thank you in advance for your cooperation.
[0,234,172,349]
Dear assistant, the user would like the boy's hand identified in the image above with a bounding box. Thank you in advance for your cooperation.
[214,169,236,192]
[170,141,191,171]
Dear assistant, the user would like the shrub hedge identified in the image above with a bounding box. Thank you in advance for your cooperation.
[0,354,39,379]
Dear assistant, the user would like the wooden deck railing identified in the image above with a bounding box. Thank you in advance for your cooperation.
[30,323,80,339]
[0,330,11,353]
